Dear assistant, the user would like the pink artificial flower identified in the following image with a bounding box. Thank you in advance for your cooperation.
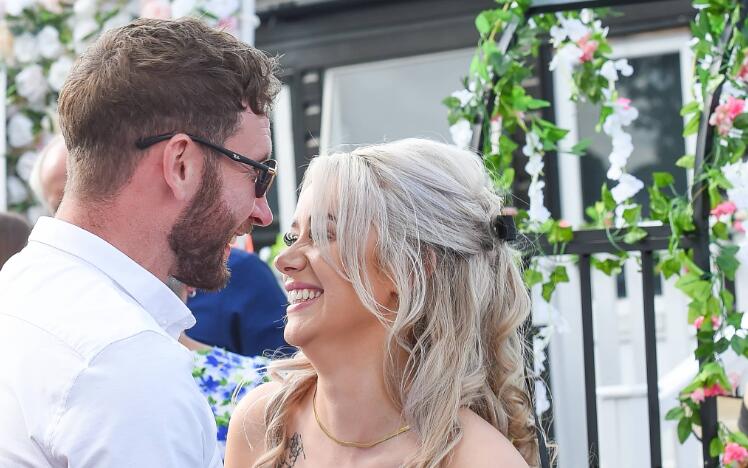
[738,51,748,82]
[558,219,571,228]
[140,0,171,18]
[711,200,738,217]
[690,387,705,403]
[616,97,632,110]
[730,372,741,392]
[577,34,598,63]
[217,16,239,33]
[724,442,748,465]
[735,220,745,233]
[694,316,705,329]
[704,383,728,398]
[710,96,746,136]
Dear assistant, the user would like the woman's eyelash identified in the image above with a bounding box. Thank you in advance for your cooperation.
[282,232,298,246]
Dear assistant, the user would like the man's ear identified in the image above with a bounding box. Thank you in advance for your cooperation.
[161,134,202,202]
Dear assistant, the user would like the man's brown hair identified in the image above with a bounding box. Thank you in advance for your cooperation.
[58,17,281,202]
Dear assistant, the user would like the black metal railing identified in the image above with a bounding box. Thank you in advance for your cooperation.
[473,1,732,467]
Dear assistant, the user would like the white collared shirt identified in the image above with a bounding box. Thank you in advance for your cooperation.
[0,217,223,468]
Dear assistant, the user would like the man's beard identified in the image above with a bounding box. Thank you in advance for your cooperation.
[168,162,237,291]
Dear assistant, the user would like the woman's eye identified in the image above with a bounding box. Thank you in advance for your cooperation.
[282,232,298,246]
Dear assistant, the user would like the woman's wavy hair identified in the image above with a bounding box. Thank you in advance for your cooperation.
[252,138,539,467]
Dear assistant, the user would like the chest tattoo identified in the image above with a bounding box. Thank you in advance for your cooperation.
[279,432,306,467]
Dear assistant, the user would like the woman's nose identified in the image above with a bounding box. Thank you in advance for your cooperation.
[275,244,306,275]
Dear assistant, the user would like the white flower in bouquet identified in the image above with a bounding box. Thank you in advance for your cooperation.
[723,161,748,211]
[5,0,35,17]
[13,33,39,64]
[73,16,98,43]
[449,119,473,150]
[203,0,239,20]
[8,113,35,148]
[103,12,132,32]
[16,151,39,182]
[7,175,29,205]
[610,173,644,204]
[73,0,97,16]
[16,65,49,104]
[38,25,64,59]
[549,42,582,71]
[171,0,197,18]
[525,154,544,178]
[48,55,74,92]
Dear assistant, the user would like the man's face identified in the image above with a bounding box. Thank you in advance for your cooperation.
[168,110,273,290]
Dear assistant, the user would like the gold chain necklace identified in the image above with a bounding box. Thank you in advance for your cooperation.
[312,386,410,449]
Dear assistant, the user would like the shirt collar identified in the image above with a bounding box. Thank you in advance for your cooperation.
[28,217,196,339]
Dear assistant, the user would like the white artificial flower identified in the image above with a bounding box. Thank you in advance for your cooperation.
[607,130,633,180]
[16,151,38,181]
[203,0,239,19]
[489,117,502,154]
[549,43,582,71]
[723,161,748,210]
[600,60,618,82]
[16,65,49,104]
[13,33,39,63]
[525,154,544,177]
[558,17,589,42]
[522,131,542,157]
[549,24,567,46]
[103,12,131,32]
[616,59,633,77]
[5,0,35,16]
[38,25,63,59]
[7,175,29,205]
[8,113,35,148]
[610,173,644,204]
[48,55,74,92]
[449,119,473,150]
[74,0,97,16]
[535,380,551,417]
[528,179,551,224]
[580,9,593,24]
[73,17,99,45]
[451,89,474,107]
[171,0,197,18]
[614,203,637,228]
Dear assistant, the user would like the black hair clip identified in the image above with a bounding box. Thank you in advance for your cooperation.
[490,215,517,242]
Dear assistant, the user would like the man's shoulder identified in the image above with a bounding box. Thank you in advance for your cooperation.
[0,243,170,359]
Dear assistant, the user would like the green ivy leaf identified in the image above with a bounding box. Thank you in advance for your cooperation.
[677,417,692,443]
[541,281,556,302]
[665,406,685,421]
[592,256,624,276]
[568,138,591,156]
[675,273,712,299]
[653,172,675,188]
[624,227,648,244]
[712,221,729,240]
[683,114,701,137]
[710,437,724,457]
[680,101,700,116]
[716,245,740,281]
[551,266,570,284]
[475,11,492,35]
[676,154,695,169]
[524,268,543,288]
[659,256,682,279]
[733,113,748,130]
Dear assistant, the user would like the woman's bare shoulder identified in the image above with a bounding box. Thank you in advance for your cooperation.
[448,409,530,468]
[224,380,283,468]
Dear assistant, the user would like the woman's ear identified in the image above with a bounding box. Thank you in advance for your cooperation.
[162,134,203,202]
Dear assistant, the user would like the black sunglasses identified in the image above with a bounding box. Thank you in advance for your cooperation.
[135,132,277,199]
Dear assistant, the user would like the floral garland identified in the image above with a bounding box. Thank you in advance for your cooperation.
[445,0,748,464]
[2,0,246,217]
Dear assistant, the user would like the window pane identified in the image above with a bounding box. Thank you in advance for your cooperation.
[577,53,687,218]
[321,49,474,151]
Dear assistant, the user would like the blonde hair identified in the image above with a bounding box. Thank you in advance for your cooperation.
[254,138,538,467]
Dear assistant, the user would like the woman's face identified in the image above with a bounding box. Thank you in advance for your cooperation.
[275,185,397,351]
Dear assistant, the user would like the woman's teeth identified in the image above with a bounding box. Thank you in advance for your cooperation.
[288,289,322,304]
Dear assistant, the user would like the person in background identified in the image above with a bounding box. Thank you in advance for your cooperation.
[167,277,269,458]
[0,17,280,467]
[188,247,291,357]
[29,135,67,214]
[0,212,32,269]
